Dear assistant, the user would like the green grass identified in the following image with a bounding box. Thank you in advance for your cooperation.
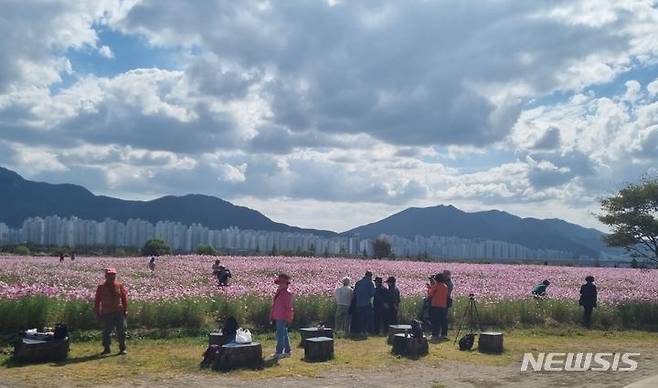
[1,296,657,335]
[1,329,657,387]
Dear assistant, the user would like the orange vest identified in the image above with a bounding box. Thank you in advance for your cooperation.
[95,282,127,315]
[428,283,448,308]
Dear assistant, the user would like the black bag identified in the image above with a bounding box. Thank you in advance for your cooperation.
[53,323,68,340]
[458,334,475,351]
[410,319,424,338]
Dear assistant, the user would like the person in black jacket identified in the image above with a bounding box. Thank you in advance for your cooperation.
[372,277,391,335]
[579,275,597,328]
[386,276,401,325]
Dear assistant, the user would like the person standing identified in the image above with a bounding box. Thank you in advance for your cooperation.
[353,271,375,337]
[270,273,294,359]
[334,277,353,335]
[427,273,448,342]
[372,277,391,335]
[443,270,454,308]
[386,276,400,325]
[95,267,128,355]
[148,257,156,272]
[579,276,597,328]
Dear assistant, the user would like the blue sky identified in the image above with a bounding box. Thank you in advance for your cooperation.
[1,0,657,232]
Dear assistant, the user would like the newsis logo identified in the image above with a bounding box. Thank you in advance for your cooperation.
[521,352,640,372]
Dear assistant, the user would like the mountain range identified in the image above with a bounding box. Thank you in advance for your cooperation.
[0,166,608,256]
[344,205,608,257]
[0,167,335,237]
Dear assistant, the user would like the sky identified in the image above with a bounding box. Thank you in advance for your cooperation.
[1,0,657,233]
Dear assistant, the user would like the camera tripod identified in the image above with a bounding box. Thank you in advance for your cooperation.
[453,293,482,346]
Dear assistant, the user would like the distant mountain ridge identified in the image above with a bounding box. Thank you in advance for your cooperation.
[0,167,336,236]
[344,205,609,257]
[1,166,610,257]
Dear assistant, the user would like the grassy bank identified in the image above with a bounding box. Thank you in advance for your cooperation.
[1,295,657,335]
[2,330,658,387]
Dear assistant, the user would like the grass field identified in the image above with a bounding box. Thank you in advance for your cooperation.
[2,329,657,387]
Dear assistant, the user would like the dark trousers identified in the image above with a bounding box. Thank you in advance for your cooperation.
[102,312,126,351]
[356,305,372,335]
[430,307,448,337]
[582,306,594,328]
[388,305,399,326]
[372,307,388,334]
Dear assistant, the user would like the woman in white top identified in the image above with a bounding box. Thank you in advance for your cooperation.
[334,277,353,334]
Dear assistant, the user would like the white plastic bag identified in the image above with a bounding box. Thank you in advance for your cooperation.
[235,328,252,344]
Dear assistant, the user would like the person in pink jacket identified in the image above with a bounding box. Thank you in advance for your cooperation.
[270,273,294,359]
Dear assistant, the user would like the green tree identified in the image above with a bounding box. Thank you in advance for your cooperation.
[141,239,172,257]
[372,238,392,259]
[598,177,658,266]
[630,258,639,268]
[14,245,31,255]
[196,244,217,256]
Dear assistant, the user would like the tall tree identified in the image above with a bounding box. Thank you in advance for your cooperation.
[372,238,392,259]
[598,177,658,266]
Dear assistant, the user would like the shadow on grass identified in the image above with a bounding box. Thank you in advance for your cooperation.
[53,353,120,366]
[2,352,119,368]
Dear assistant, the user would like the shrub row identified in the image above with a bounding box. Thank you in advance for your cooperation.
[1,296,656,334]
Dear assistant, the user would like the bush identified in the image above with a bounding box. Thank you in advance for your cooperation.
[14,245,31,255]
[196,244,217,256]
[141,239,172,257]
[0,296,50,332]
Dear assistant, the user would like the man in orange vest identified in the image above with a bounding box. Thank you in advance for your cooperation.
[95,267,128,355]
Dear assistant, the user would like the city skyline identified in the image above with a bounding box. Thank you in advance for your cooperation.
[0,215,597,262]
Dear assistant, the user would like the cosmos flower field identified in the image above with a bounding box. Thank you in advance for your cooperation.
[1,255,657,305]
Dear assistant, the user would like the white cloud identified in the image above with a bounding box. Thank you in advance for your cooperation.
[98,45,114,59]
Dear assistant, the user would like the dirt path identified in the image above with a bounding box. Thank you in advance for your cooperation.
[21,348,653,388]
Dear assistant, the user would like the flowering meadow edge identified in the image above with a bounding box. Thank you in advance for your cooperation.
[1,255,656,304]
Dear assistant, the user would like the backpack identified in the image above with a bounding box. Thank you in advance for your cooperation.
[200,345,222,368]
[458,334,475,351]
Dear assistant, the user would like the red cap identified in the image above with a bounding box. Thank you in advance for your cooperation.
[105,267,117,275]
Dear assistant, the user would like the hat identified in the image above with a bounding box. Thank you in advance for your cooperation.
[385,276,396,283]
[274,274,291,285]
[105,267,117,275]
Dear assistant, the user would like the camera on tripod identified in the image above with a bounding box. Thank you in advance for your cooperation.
[454,293,481,350]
